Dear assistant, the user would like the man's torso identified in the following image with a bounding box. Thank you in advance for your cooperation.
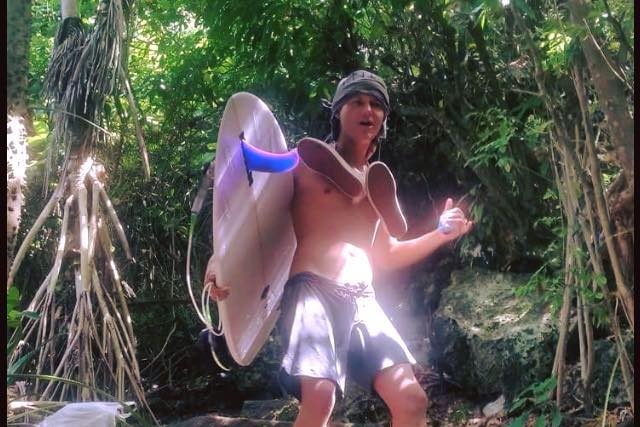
[289,159,379,286]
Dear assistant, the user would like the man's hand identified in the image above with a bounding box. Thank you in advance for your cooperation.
[204,256,230,301]
[438,198,473,239]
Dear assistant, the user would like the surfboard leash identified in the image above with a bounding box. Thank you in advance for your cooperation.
[187,162,231,371]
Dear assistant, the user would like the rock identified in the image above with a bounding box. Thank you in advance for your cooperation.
[564,330,634,408]
[591,332,634,407]
[169,414,293,426]
[240,398,298,421]
[482,394,505,417]
[429,268,557,401]
[333,381,390,426]
[170,412,385,427]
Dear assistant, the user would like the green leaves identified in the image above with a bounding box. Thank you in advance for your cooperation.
[515,261,564,313]
[7,286,20,311]
[538,26,576,75]
[7,287,40,386]
[7,287,41,330]
[466,107,517,176]
[7,287,24,330]
[507,376,562,427]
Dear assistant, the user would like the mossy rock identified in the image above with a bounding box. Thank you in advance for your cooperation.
[566,330,634,408]
[429,268,557,401]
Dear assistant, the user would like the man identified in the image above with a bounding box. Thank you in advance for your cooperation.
[206,70,472,427]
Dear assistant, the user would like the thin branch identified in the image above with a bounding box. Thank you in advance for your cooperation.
[40,296,83,399]
[88,181,100,260]
[119,65,151,180]
[32,106,115,138]
[140,323,176,375]
[78,186,91,293]
[97,184,132,259]
[97,215,136,348]
[565,126,595,413]
[549,146,572,406]
[8,180,65,289]
[509,88,542,97]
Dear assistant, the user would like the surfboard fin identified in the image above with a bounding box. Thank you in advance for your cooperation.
[239,132,299,179]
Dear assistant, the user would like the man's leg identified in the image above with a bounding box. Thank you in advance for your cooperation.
[374,363,429,427]
[294,376,337,427]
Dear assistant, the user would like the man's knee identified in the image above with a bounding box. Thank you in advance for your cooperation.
[385,383,429,418]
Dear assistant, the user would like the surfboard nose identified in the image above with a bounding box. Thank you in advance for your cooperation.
[240,133,299,174]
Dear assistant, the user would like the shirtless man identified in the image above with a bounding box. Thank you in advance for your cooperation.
[206,70,473,427]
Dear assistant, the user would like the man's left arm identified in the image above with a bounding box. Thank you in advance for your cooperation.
[371,198,473,271]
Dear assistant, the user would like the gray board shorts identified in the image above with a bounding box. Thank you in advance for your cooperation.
[277,272,416,400]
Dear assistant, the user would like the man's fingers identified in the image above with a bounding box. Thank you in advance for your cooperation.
[444,198,453,211]
[447,218,467,227]
[205,273,230,301]
[208,283,230,301]
[211,288,230,297]
[444,218,474,237]
[442,208,464,218]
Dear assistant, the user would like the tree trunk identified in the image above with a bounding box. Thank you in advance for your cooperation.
[567,0,634,297]
[7,117,28,281]
[7,0,33,127]
[7,0,33,278]
[567,0,633,185]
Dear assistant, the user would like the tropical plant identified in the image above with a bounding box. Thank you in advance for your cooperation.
[507,376,562,427]
[8,0,155,422]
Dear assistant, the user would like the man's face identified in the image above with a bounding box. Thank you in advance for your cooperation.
[337,93,385,146]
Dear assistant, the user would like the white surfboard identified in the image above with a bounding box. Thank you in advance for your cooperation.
[213,92,297,365]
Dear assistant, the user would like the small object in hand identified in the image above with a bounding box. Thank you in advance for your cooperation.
[437,217,453,234]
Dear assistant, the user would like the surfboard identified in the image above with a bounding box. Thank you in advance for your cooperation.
[212,92,297,366]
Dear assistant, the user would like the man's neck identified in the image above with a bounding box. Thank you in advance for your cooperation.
[334,137,373,171]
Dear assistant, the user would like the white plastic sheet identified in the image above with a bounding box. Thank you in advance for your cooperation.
[38,402,125,427]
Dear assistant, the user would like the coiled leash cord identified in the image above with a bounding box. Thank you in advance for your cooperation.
[186,162,231,371]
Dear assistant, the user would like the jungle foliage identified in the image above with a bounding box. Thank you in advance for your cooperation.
[10,0,634,424]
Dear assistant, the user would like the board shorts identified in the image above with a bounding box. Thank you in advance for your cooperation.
[277,272,416,400]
